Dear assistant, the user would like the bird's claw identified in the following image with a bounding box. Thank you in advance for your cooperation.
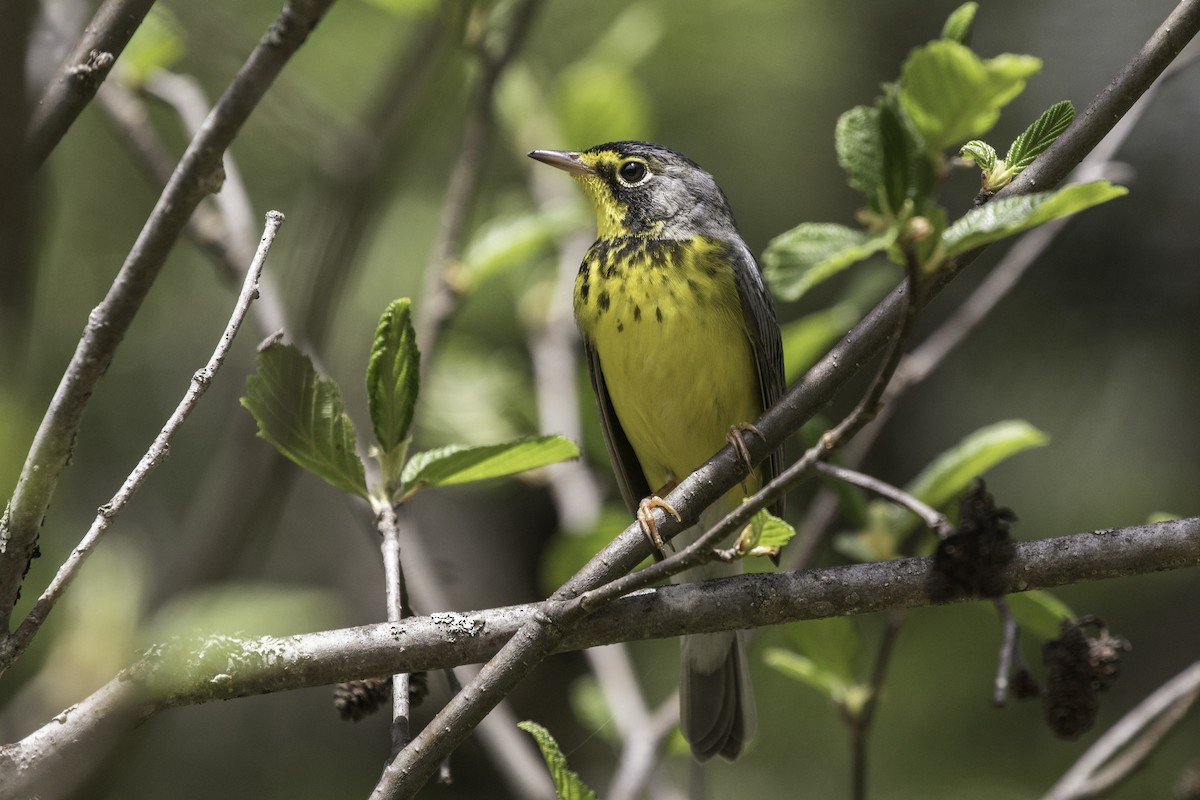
[637,495,681,557]
[726,422,764,473]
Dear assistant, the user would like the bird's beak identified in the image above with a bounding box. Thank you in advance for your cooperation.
[528,149,593,175]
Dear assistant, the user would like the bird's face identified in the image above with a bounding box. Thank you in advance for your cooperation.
[530,141,738,241]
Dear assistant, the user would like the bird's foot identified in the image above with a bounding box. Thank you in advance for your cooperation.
[726,422,764,474]
[637,495,681,557]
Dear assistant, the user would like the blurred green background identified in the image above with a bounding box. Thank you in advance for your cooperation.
[2,0,1198,797]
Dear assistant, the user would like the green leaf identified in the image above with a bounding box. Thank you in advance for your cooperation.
[117,6,185,85]
[835,106,884,210]
[462,206,584,285]
[367,299,420,455]
[241,343,368,498]
[737,509,796,557]
[899,40,1041,153]
[763,223,894,301]
[1006,590,1075,640]
[960,140,997,172]
[878,89,935,214]
[942,181,1127,256]
[1005,100,1075,173]
[941,2,978,44]
[906,420,1049,513]
[401,435,579,495]
[518,721,598,800]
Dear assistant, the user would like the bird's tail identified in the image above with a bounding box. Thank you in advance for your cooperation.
[675,501,757,761]
[680,628,756,761]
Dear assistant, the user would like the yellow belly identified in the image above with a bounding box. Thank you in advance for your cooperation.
[576,237,762,497]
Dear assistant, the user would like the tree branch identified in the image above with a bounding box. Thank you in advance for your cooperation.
[1,517,1195,796]
[0,0,338,634]
[26,0,157,167]
[0,212,283,671]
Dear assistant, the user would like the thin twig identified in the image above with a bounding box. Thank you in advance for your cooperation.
[415,0,543,372]
[0,211,284,670]
[992,598,1021,707]
[376,503,411,753]
[26,0,156,167]
[0,0,339,637]
[850,610,906,800]
[814,461,954,538]
[1044,661,1200,800]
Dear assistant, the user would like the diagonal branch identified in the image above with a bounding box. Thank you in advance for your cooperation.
[0,0,339,634]
[26,0,157,168]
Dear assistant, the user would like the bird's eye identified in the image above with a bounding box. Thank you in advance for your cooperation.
[617,159,650,186]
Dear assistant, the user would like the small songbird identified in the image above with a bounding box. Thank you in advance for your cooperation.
[530,141,784,762]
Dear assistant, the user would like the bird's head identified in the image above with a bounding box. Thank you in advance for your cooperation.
[529,141,738,240]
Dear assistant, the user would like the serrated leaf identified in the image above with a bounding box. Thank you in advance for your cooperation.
[836,106,884,210]
[401,435,579,495]
[367,299,420,455]
[941,3,978,44]
[751,509,796,550]
[906,420,1049,513]
[518,721,598,800]
[960,140,997,172]
[736,509,796,557]
[942,181,1127,256]
[241,344,368,498]
[1006,591,1075,640]
[117,6,185,85]
[1005,100,1075,173]
[462,206,584,285]
[899,41,1042,153]
[763,223,894,301]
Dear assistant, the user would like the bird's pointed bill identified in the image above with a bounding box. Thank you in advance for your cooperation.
[528,149,593,175]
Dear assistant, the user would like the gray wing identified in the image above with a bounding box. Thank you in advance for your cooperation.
[727,238,786,519]
[584,339,652,515]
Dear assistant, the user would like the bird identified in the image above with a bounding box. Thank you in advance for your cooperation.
[529,141,784,762]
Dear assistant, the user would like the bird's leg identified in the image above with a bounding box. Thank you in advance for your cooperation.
[637,492,681,557]
[726,422,764,490]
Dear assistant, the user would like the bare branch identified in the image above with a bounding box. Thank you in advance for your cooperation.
[850,610,906,800]
[0,0,338,632]
[375,503,412,754]
[0,517,1195,797]
[26,0,156,167]
[0,211,284,671]
[813,461,954,538]
[1044,661,1200,800]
